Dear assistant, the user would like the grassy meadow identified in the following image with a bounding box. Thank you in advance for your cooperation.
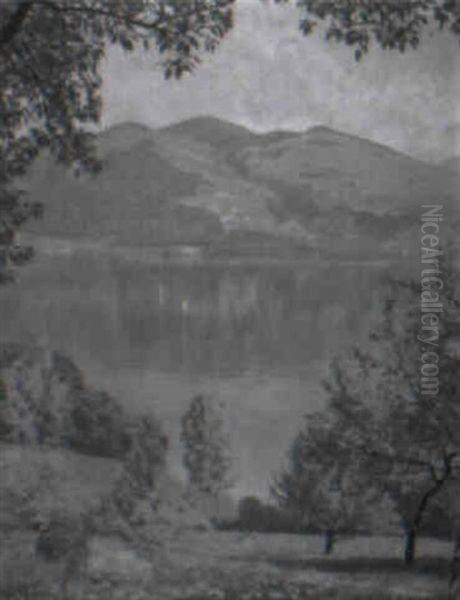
[1,520,455,599]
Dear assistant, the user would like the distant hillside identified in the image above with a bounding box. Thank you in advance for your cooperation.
[234,125,448,214]
[23,123,223,245]
[22,116,459,259]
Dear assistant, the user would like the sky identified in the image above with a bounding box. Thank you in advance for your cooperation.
[102,0,460,163]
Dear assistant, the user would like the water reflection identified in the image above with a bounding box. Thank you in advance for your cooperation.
[0,253,396,376]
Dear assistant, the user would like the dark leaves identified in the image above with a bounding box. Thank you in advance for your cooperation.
[292,0,460,60]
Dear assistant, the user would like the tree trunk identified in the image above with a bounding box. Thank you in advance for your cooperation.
[402,458,453,567]
[404,528,417,566]
[448,536,460,600]
[324,529,335,555]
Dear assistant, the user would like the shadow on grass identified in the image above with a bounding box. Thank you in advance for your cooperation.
[267,555,451,578]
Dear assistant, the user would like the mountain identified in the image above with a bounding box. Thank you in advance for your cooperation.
[22,123,223,245]
[22,117,459,260]
[161,116,298,153]
[235,125,449,214]
[160,116,257,153]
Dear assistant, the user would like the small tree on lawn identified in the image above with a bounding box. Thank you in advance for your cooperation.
[180,394,232,498]
[273,363,377,555]
[112,413,168,522]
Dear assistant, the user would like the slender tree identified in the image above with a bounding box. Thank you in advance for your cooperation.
[180,394,232,497]
[111,412,168,523]
[123,413,168,493]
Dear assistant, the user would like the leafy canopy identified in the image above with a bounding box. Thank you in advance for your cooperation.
[277,0,460,61]
[0,0,235,280]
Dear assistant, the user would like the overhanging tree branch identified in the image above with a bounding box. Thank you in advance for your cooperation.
[35,0,233,34]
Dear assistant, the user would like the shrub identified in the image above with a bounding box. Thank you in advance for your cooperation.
[0,342,132,459]
[64,389,130,459]
[35,510,90,564]
[34,510,91,598]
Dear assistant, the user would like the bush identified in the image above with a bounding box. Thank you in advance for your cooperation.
[0,342,132,459]
[64,389,131,459]
[35,510,90,564]
[34,510,91,598]
[0,510,91,600]
[221,496,306,534]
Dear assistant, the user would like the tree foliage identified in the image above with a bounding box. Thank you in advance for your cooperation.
[325,265,459,563]
[123,413,168,492]
[348,265,460,563]
[277,0,460,61]
[274,257,460,561]
[0,0,235,281]
[273,364,378,553]
[110,412,168,528]
[64,388,131,458]
[0,342,133,458]
[0,0,235,179]
[234,495,306,534]
[180,394,232,496]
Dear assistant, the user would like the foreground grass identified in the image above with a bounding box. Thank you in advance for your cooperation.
[0,530,454,600]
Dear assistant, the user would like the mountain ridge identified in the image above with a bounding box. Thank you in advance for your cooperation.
[23,116,459,261]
